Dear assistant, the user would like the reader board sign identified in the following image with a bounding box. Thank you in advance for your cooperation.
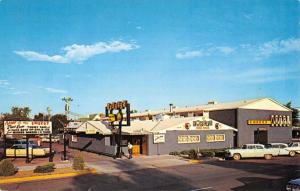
[153,134,165,143]
[4,121,52,135]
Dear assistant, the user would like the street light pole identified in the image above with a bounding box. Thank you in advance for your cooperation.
[47,107,53,162]
[62,97,73,161]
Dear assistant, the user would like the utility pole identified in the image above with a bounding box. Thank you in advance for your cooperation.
[62,97,73,160]
[47,107,53,162]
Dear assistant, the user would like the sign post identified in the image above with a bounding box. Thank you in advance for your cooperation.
[105,100,130,158]
[4,121,52,163]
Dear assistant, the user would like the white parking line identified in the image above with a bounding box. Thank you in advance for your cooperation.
[190,187,213,191]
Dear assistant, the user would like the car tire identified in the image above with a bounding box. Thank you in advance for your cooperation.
[264,154,272,160]
[289,151,296,157]
[233,153,241,160]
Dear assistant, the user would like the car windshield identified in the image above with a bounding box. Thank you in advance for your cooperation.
[242,145,247,149]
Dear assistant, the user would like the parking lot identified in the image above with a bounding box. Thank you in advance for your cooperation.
[1,139,300,191]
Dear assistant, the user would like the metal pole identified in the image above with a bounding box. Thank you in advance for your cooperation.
[26,135,29,163]
[63,133,67,160]
[117,120,122,158]
[47,107,53,162]
[3,135,6,159]
[49,134,53,162]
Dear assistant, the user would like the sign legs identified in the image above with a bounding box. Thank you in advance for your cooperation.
[3,135,6,159]
[26,135,30,163]
[49,134,53,162]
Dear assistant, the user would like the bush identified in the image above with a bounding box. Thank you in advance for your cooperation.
[200,151,215,157]
[34,162,55,173]
[169,151,180,156]
[188,149,198,159]
[0,159,17,176]
[72,155,84,170]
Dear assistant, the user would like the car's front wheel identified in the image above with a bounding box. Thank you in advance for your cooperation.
[264,154,272,160]
[289,151,296,157]
[233,153,241,160]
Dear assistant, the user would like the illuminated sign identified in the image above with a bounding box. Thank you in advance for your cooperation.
[4,121,52,135]
[247,115,291,127]
[106,100,128,110]
[153,134,165,143]
[271,115,291,127]
[178,135,200,144]
[247,120,271,125]
[206,134,225,142]
[193,120,212,130]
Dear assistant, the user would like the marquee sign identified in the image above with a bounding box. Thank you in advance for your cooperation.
[4,121,52,135]
[206,134,225,142]
[193,120,212,130]
[178,135,200,144]
[247,115,291,127]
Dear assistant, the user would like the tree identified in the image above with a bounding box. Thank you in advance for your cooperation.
[34,113,50,121]
[50,114,68,135]
[0,106,32,137]
[285,102,299,126]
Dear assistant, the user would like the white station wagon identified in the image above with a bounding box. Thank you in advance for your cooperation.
[225,144,275,160]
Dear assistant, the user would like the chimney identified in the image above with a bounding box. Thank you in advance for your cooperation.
[208,101,218,105]
[169,103,174,113]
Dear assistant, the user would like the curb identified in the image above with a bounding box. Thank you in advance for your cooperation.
[0,169,97,185]
[188,160,203,164]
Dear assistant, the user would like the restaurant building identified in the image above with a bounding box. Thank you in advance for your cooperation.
[68,98,292,156]
[130,98,293,147]
[68,114,236,156]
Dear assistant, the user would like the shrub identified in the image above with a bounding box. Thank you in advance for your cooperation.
[169,151,180,156]
[34,162,55,173]
[180,150,190,155]
[72,155,84,170]
[188,149,198,159]
[201,151,215,157]
[0,159,17,176]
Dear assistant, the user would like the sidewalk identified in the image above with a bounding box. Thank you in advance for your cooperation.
[86,155,190,174]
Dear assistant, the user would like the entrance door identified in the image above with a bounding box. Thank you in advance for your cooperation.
[254,129,268,144]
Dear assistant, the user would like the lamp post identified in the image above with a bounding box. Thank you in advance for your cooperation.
[62,97,73,160]
[47,107,53,162]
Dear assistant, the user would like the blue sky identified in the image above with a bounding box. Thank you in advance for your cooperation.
[0,0,299,116]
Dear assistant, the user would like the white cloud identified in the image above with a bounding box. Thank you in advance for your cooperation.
[176,50,206,59]
[230,67,299,84]
[14,51,68,63]
[65,74,71,78]
[258,38,300,58]
[0,80,10,86]
[11,91,30,95]
[15,41,139,64]
[176,46,234,59]
[45,87,68,94]
[136,26,142,30]
[215,46,235,55]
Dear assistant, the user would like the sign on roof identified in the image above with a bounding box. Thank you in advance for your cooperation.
[4,121,52,135]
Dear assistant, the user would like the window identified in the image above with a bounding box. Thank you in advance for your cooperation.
[256,145,264,149]
[248,145,255,149]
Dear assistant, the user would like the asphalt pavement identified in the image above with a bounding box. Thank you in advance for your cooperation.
[1,156,299,191]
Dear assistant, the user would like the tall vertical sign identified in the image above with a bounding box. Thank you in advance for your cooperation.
[105,100,130,158]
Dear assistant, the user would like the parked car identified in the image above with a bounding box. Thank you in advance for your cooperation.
[286,142,300,156]
[225,144,276,160]
[6,144,51,157]
[41,135,60,143]
[6,139,35,148]
[265,143,292,156]
[286,178,300,191]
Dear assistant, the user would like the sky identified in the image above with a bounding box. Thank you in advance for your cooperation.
[0,0,299,116]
